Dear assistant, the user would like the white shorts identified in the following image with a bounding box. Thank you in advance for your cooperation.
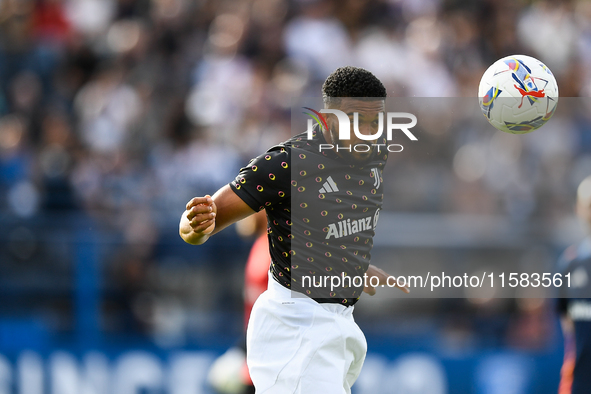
[246,274,367,394]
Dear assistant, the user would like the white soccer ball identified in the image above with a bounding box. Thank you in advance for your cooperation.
[478,54,559,134]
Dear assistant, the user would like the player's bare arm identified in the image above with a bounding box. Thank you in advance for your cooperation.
[180,184,256,245]
[363,264,410,295]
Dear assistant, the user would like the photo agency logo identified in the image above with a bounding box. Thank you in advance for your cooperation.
[302,107,418,153]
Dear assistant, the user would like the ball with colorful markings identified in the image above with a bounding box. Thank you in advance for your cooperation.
[478,54,559,134]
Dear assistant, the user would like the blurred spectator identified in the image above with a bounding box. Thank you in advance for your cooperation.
[284,0,353,81]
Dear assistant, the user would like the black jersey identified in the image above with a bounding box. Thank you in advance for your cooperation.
[230,126,388,306]
[557,238,591,394]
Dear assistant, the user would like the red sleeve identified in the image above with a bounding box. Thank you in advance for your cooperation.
[244,234,270,327]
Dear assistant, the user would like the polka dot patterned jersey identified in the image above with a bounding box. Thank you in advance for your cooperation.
[230,126,387,306]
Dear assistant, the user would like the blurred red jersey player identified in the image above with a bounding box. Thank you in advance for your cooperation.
[208,212,269,394]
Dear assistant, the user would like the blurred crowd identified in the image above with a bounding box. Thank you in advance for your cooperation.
[1,0,591,345]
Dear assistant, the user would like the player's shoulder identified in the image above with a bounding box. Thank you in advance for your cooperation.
[242,131,326,172]
[247,139,292,166]
[284,131,318,152]
[252,131,316,160]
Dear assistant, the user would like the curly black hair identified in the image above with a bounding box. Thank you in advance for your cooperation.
[322,66,386,106]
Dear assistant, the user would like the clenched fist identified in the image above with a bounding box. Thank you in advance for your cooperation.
[180,195,217,245]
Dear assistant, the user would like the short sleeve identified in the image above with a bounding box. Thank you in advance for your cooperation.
[229,146,290,211]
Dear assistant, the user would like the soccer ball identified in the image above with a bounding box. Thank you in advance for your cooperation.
[478,54,559,134]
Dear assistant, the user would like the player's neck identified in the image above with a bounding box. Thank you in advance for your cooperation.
[321,124,333,146]
[321,125,341,158]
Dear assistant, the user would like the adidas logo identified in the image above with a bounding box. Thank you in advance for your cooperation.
[319,176,339,193]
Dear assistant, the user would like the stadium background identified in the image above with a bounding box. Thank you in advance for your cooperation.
[0,0,589,392]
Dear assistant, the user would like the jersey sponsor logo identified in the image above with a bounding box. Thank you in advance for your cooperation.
[325,209,380,239]
[319,176,339,193]
[568,300,591,321]
[373,208,380,228]
[371,168,381,188]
